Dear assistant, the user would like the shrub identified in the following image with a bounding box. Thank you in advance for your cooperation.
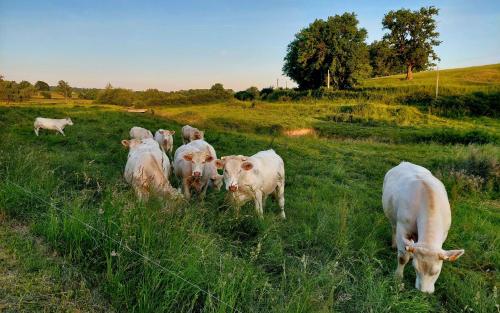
[41,91,52,99]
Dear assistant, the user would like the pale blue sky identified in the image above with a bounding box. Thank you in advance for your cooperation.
[1,0,499,91]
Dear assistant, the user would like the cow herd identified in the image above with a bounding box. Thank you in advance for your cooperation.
[33,117,464,294]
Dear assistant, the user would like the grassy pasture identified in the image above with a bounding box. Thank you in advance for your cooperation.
[0,101,498,312]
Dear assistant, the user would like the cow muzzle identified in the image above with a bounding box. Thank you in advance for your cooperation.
[229,185,238,192]
[193,171,201,177]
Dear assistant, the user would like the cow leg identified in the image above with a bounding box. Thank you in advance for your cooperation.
[276,183,286,219]
[391,225,397,249]
[57,128,65,136]
[182,178,191,200]
[34,127,39,136]
[395,226,410,278]
[254,189,264,218]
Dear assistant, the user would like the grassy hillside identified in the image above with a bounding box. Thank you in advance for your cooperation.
[361,64,500,89]
[0,102,498,312]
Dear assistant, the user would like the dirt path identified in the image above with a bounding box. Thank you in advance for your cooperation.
[0,214,111,313]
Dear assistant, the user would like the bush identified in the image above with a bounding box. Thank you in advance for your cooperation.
[431,92,500,117]
[41,91,52,99]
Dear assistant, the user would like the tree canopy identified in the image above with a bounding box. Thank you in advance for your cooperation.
[382,6,441,80]
[35,80,50,91]
[57,80,72,99]
[283,13,371,90]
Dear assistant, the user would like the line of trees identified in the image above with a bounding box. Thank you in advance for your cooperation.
[283,7,441,89]
[0,76,75,102]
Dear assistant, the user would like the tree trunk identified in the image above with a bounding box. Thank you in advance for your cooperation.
[406,64,413,80]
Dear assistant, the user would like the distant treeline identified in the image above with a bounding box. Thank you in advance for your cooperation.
[93,83,233,106]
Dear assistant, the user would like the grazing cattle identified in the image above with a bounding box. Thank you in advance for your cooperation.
[382,162,464,293]
[121,138,178,200]
[154,129,175,155]
[129,126,153,140]
[34,117,73,136]
[181,125,204,144]
[173,140,215,200]
[215,149,285,219]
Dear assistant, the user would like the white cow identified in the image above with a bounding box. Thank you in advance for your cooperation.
[121,138,178,200]
[382,162,464,293]
[188,139,223,191]
[34,117,73,136]
[129,126,153,140]
[173,140,214,200]
[154,129,175,155]
[215,149,285,219]
[181,125,204,144]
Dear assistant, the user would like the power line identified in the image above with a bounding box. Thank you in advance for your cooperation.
[6,180,241,313]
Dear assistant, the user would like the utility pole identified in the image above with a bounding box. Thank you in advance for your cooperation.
[285,80,288,89]
[276,78,279,89]
[435,65,439,99]
[327,69,330,89]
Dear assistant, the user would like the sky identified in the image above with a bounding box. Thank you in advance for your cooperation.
[0,0,499,91]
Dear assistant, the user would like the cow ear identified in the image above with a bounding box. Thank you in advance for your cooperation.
[215,159,224,169]
[205,155,214,162]
[121,140,130,148]
[241,161,253,171]
[170,130,176,135]
[183,153,193,161]
[439,249,464,262]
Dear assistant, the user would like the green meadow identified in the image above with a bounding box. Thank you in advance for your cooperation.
[0,65,498,312]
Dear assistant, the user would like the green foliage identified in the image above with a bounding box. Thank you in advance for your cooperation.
[57,80,72,99]
[40,91,52,99]
[95,84,234,106]
[96,84,135,106]
[283,13,371,89]
[76,88,100,100]
[0,80,35,102]
[34,80,50,91]
[431,92,500,117]
[368,40,405,77]
[382,6,441,80]
[235,86,260,101]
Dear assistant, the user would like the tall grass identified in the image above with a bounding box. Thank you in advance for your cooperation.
[0,105,498,312]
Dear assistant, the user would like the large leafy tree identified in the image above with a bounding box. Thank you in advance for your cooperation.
[35,80,50,91]
[369,40,405,77]
[57,80,72,99]
[382,6,441,80]
[283,13,371,90]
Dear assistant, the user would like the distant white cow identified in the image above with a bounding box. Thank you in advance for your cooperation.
[129,126,153,140]
[173,140,215,200]
[154,129,175,155]
[121,138,178,200]
[34,117,73,136]
[181,125,204,144]
[215,149,285,219]
[382,162,464,293]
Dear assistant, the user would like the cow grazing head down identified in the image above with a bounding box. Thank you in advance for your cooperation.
[65,117,74,125]
[121,139,143,150]
[183,150,213,177]
[405,239,464,293]
[192,130,204,141]
[215,155,254,192]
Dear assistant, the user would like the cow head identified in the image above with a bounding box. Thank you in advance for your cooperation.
[192,130,204,141]
[215,155,253,192]
[121,139,142,150]
[159,129,175,149]
[66,117,74,125]
[183,149,213,177]
[405,240,464,293]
